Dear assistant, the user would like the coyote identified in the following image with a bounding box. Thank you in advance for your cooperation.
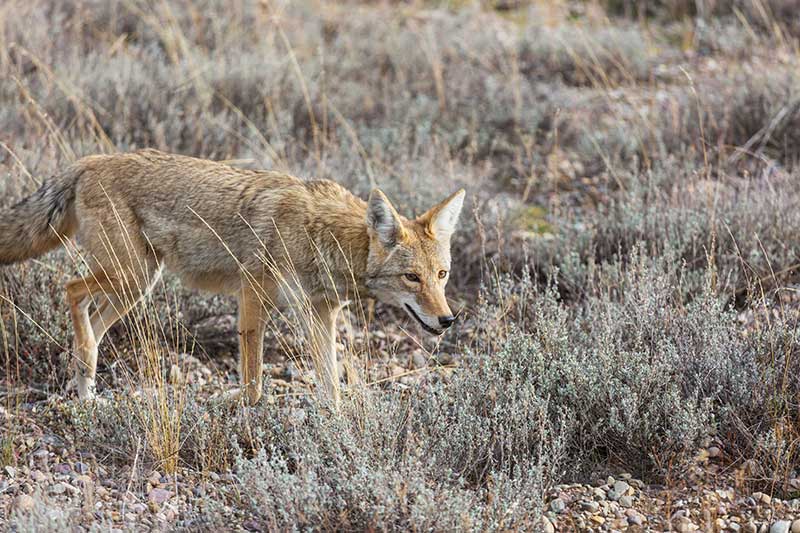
[0,149,464,405]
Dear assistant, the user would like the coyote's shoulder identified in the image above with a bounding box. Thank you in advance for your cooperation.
[0,149,464,405]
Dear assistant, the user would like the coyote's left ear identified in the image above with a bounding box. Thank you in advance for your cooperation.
[419,189,466,241]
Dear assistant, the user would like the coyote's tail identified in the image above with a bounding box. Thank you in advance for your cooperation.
[0,164,83,265]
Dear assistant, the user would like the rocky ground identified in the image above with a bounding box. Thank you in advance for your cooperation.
[5,403,800,532]
[4,330,800,532]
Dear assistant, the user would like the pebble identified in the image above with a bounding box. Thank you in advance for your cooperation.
[541,516,555,533]
[773,522,791,533]
[675,520,699,532]
[4,465,16,478]
[31,470,47,483]
[753,492,772,505]
[792,520,800,533]
[628,512,644,526]
[708,446,721,458]
[549,497,566,514]
[148,488,172,505]
[581,500,600,512]
[148,471,162,486]
[49,482,67,495]
[619,495,633,508]
[75,462,90,475]
[53,463,71,475]
[410,351,427,369]
[33,449,49,461]
[608,480,630,501]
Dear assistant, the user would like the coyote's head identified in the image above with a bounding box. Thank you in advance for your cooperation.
[365,188,465,335]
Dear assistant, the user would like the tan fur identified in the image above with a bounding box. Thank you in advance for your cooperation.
[0,149,465,405]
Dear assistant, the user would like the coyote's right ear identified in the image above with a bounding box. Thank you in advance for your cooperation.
[367,189,405,248]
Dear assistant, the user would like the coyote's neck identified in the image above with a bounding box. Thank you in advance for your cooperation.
[313,194,371,292]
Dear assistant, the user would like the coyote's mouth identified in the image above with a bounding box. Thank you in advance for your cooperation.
[404,304,443,335]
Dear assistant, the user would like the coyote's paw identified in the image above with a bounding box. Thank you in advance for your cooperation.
[209,386,265,407]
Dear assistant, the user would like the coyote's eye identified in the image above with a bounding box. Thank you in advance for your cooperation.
[438,270,448,279]
[404,273,421,283]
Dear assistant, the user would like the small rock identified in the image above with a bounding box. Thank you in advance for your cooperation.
[619,495,633,508]
[148,488,172,505]
[4,465,16,478]
[608,480,631,501]
[31,470,47,483]
[590,515,605,525]
[131,503,147,514]
[33,449,49,461]
[580,500,600,512]
[753,492,772,505]
[743,522,758,533]
[53,463,71,475]
[628,513,644,526]
[243,520,263,531]
[708,446,722,458]
[772,522,791,533]
[148,471,162,486]
[14,494,35,513]
[49,482,67,495]
[75,462,90,475]
[410,351,427,369]
[791,520,800,533]
[549,497,566,514]
[435,352,457,366]
[675,521,699,533]
[283,362,300,381]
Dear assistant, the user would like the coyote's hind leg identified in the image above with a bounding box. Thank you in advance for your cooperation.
[65,271,114,399]
[65,266,162,399]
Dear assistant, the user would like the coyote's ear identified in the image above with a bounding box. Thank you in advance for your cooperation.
[419,189,465,241]
[367,189,405,248]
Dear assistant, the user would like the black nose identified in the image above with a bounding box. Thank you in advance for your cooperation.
[438,315,456,329]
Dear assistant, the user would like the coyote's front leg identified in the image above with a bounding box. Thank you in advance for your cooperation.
[308,298,343,407]
[238,276,271,405]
